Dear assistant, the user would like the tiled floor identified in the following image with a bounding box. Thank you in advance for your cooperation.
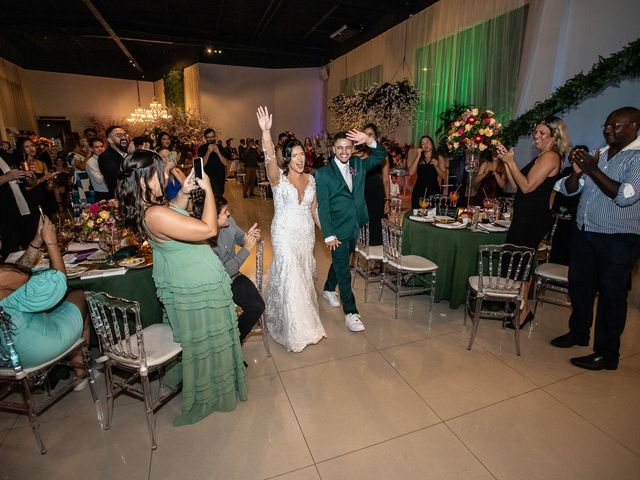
[2,181,640,479]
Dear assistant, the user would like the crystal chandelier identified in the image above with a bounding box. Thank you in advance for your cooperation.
[127,81,171,124]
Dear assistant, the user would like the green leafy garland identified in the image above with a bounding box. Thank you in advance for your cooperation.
[163,70,185,111]
[501,38,640,147]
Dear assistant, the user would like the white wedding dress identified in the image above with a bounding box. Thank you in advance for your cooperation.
[265,170,326,352]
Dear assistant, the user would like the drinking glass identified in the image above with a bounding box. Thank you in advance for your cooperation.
[449,190,460,208]
[418,197,429,216]
[99,228,120,265]
[483,198,494,210]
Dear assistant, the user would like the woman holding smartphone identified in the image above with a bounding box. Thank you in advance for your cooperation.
[117,150,247,426]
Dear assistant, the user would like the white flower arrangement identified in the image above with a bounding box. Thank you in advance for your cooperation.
[328,80,421,135]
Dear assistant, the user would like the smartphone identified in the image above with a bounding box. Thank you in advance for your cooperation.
[193,157,203,179]
[37,205,45,218]
[168,151,177,162]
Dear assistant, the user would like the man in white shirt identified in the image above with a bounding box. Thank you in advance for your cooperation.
[86,138,110,202]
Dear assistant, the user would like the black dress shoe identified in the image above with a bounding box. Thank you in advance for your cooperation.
[570,353,617,371]
[550,332,589,348]
[505,311,533,330]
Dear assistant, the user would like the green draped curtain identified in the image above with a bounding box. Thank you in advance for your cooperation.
[340,65,383,95]
[413,6,528,142]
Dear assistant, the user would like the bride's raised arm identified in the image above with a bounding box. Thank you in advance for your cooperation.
[256,106,280,185]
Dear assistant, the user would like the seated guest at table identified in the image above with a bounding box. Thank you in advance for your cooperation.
[86,138,110,202]
[498,116,570,328]
[117,149,247,426]
[211,197,264,344]
[471,150,507,205]
[409,135,448,209]
[0,216,92,390]
[157,148,186,201]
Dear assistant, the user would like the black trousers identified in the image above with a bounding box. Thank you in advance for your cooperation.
[231,274,265,342]
[568,226,640,362]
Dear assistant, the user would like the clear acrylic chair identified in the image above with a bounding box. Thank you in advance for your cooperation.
[352,223,384,302]
[464,244,535,356]
[250,240,271,356]
[84,291,182,450]
[533,214,571,315]
[235,163,246,185]
[256,165,270,200]
[378,219,438,318]
[0,306,103,454]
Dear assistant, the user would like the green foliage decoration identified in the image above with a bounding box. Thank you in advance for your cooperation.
[163,70,185,111]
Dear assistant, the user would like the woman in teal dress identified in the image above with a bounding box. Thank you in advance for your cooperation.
[117,149,247,426]
[0,216,90,379]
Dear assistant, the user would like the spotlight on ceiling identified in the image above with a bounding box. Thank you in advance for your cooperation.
[206,47,213,54]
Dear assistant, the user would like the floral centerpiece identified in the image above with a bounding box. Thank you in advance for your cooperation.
[79,199,122,240]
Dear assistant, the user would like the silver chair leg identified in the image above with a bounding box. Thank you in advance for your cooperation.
[463,287,471,326]
[104,361,115,431]
[82,343,104,428]
[364,259,369,303]
[430,271,436,312]
[378,266,386,301]
[140,372,157,450]
[394,269,401,319]
[467,295,483,351]
[22,379,46,454]
[259,314,271,357]
[532,277,544,317]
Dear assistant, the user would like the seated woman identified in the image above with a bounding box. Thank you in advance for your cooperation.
[471,150,507,205]
[0,216,91,390]
[117,149,247,426]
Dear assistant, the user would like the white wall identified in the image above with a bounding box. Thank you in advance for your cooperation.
[198,63,325,142]
[514,0,640,164]
[23,70,155,133]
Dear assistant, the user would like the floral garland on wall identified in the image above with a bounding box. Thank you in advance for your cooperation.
[501,38,640,147]
[328,79,421,135]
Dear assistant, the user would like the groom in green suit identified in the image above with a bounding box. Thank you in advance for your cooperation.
[316,130,387,332]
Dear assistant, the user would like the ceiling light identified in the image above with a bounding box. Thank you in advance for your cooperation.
[206,47,212,54]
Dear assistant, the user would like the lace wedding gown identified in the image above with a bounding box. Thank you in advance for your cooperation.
[265,170,326,352]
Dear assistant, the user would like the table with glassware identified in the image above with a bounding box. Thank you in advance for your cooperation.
[401,210,508,309]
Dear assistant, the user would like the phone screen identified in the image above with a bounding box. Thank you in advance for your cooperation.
[168,151,177,162]
[193,157,203,179]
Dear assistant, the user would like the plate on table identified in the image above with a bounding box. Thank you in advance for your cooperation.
[118,257,146,268]
[87,250,109,262]
[434,222,466,230]
[66,266,88,279]
[494,219,511,228]
[477,223,509,233]
[409,215,433,223]
[433,215,455,223]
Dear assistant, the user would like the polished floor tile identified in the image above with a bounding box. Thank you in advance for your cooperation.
[267,465,321,480]
[544,366,640,455]
[150,374,313,480]
[447,389,640,480]
[381,331,536,420]
[279,351,440,462]
[242,334,278,378]
[316,423,494,480]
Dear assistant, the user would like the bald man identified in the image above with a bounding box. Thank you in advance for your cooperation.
[552,106,640,370]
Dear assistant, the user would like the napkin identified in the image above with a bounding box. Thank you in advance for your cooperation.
[67,242,99,252]
[79,267,127,280]
[477,223,509,232]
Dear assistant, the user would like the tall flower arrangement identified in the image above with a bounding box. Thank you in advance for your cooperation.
[328,80,421,135]
[80,199,122,239]
[445,108,502,155]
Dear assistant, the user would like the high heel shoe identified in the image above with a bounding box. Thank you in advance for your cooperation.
[505,311,534,330]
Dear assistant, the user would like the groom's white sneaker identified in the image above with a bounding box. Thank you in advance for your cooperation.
[322,291,341,308]
[345,313,365,332]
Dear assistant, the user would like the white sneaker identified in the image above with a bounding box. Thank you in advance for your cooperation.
[322,291,341,308]
[73,370,102,392]
[345,313,365,332]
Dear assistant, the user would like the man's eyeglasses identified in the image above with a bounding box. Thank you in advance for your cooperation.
[112,133,127,138]
[602,121,635,130]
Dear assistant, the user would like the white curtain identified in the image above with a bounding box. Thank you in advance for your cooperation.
[184,64,201,117]
[0,58,38,140]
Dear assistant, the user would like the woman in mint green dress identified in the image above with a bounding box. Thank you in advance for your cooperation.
[117,150,247,426]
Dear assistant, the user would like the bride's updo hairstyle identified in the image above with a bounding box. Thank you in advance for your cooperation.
[117,149,166,235]
[281,138,304,176]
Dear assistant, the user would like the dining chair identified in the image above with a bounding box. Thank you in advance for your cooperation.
[378,219,438,319]
[235,163,246,185]
[250,240,271,356]
[532,214,571,315]
[352,222,384,302]
[256,165,271,200]
[84,291,182,450]
[0,306,103,454]
[464,244,535,356]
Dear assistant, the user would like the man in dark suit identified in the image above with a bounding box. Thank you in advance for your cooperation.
[315,130,387,332]
[98,125,129,198]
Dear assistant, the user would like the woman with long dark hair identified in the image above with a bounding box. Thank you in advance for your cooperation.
[408,135,448,209]
[117,149,247,426]
[257,106,326,352]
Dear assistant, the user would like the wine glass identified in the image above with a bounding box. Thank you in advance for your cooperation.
[418,196,429,216]
[57,225,74,253]
[99,228,120,265]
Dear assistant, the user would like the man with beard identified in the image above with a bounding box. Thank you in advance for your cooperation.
[99,125,130,198]
[197,128,228,199]
[552,107,640,370]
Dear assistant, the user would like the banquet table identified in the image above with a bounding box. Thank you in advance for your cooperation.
[69,265,163,327]
[402,213,507,308]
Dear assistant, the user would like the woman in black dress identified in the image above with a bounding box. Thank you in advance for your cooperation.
[361,124,390,246]
[499,116,570,327]
[409,135,448,209]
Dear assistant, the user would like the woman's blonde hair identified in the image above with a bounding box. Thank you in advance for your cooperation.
[536,116,571,157]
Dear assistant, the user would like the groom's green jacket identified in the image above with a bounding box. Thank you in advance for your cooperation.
[315,146,387,241]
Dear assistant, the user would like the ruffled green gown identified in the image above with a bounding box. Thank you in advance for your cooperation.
[149,207,247,426]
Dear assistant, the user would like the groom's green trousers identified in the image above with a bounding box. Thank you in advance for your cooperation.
[324,235,358,315]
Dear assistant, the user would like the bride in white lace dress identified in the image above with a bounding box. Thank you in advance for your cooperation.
[257,106,326,352]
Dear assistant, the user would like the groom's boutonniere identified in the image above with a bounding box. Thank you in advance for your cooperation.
[349,166,358,176]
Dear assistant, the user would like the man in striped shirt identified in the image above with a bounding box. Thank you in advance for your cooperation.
[551,106,640,371]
